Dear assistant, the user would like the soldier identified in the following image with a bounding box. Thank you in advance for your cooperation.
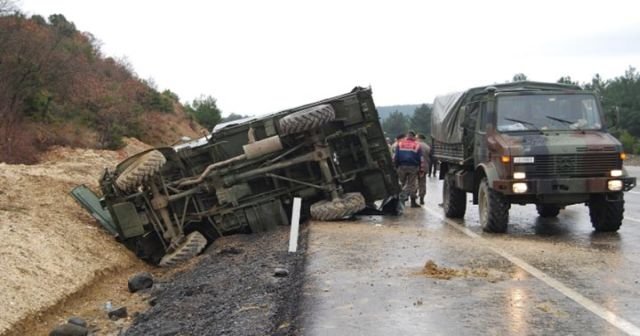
[390,134,405,160]
[427,149,437,178]
[394,131,424,208]
[417,134,431,205]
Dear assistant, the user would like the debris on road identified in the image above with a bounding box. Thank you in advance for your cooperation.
[108,307,128,320]
[48,323,88,336]
[124,227,307,336]
[128,272,154,293]
[419,260,490,280]
[274,268,290,277]
[66,317,87,328]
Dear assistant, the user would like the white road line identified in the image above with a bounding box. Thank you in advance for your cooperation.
[628,191,640,195]
[625,216,640,223]
[424,206,640,336]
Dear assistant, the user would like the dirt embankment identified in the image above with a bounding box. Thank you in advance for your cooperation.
[0,138,150,335]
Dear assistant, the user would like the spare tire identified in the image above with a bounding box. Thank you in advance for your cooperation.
[115,150,166,191]
[279,104,335,135]
[310,192,366,221]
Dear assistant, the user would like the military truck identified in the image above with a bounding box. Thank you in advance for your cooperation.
[73,87,400,266]
[431,81,636,233]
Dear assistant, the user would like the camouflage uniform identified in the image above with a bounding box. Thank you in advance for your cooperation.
[394,135,424,207]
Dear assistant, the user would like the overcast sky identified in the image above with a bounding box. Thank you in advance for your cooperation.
[19,0,640,116]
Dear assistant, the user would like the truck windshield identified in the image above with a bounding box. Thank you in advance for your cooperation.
[496,94,602,132]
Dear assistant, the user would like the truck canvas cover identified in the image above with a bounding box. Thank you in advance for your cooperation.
[431,91,465,143]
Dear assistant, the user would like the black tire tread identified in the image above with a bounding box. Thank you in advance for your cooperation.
[589,193,624,232]
[116,150,166,191]
[159,232,208,267]
[279,104,335,135]
[480,178,509,233]
[310,192,366,221]
[443,173,466,218]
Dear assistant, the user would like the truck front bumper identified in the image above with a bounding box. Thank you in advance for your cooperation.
[493,176,636,195]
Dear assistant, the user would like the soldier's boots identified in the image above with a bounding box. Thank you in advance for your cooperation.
[419,196,425,205]
[411,197,421,208]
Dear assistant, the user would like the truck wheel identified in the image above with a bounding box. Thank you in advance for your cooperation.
[589,193,624,232]
[478,178,509,233]
[310,192,366,221]
[159,231,208,267]
[115,150,166,191]
[279,104,335,135]
[536,205,560,218]
[443,173,466,218]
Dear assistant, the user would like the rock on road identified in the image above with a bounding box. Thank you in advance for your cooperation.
[300,168,640,335]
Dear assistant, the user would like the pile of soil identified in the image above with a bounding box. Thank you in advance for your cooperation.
[419,260,490,280]
[125,227,308,336]
[0,138,150,334]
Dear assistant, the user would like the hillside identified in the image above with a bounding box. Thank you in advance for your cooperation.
[0,12,203,164]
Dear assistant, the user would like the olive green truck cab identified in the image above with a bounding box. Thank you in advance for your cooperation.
[73,87,400,266]
[431,81,636,232]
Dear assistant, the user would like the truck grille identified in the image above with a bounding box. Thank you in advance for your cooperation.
[516,153,620,178]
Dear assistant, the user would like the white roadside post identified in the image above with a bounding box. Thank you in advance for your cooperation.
[288,197,302,253]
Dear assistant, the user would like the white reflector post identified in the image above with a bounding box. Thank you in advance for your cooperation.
[288,197,302,253]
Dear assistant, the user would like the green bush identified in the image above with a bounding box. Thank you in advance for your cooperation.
[619,130,636,153]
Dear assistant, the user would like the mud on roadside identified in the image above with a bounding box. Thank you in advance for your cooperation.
[124,226,308,336]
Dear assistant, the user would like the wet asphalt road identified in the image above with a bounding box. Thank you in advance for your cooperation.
[300,166,640,335]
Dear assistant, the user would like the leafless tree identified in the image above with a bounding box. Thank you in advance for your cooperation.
[0,0,18,15]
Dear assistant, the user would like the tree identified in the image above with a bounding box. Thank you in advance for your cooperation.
[512,73,528,82]
[382,110,409,138]
[0,0,17,15]
[601,66,640,136]
[410,104,431,137]
[187,95,222,130]
[221,113,248,123]
[557,76,578,85]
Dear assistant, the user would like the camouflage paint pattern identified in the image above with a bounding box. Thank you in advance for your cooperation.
[431,81,636,206]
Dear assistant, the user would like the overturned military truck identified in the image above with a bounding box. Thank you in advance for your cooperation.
[431,81,636,233]
[73,87,400,266]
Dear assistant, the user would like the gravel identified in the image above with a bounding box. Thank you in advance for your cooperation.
[125,226,308,336]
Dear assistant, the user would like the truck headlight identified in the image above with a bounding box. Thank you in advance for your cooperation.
[513,172,526,179]
[608,180,623,191]
[610,169,622,177]
[513,182,528,193]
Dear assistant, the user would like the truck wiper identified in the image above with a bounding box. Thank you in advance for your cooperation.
[546,115,584,131]
[503,117,541,132]
[545,115,575,125]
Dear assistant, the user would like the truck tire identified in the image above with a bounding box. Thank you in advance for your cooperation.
[159,231,208,267]
[116,150,166,191]
[478,178,509,233]
[589,193,624,232]
[310,192,366,221]
[443,173,466,218]
[279,104,335,135]
[536,205,560,218]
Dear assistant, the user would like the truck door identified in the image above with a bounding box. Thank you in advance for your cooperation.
[474,102,490,165]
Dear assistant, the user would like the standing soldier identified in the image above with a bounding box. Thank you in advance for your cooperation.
[417,134,431,205]
[428,148,437,178]
[394,131,424,208]
[390,134,405,160]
